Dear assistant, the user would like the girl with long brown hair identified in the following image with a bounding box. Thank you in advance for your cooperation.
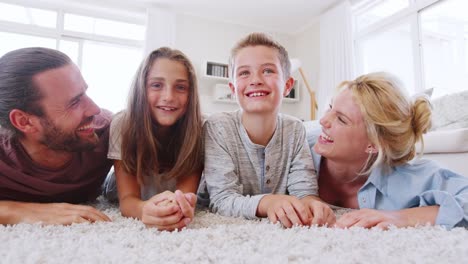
[107,47,203,231]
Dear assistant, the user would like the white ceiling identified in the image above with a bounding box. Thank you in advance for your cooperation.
[94,0,345,35]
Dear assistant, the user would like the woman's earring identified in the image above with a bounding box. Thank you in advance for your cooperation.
[366,145,377,154]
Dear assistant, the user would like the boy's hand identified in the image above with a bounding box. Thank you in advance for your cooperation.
[301,196,336,226]
[258,194,310,228]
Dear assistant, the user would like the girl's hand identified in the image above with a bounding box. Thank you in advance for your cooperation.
[174,190,197,220]
[141,191,186,231]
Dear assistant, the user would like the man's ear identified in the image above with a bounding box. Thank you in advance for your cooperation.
[9,109,39,134]
[283,77,295,97]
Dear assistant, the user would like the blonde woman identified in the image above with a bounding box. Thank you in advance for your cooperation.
[308,72,468,229]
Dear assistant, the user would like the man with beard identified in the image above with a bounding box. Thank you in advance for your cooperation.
[0,47,113,225]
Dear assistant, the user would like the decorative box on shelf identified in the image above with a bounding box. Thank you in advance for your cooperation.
[213,83,236,104]
[204,60,229,80]
[284,79,300,103]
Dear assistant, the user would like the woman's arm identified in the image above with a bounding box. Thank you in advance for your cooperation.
[336,206,439,229]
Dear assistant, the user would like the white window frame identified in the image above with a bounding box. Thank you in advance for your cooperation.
[0,0,146,69]
[353,0,440,94]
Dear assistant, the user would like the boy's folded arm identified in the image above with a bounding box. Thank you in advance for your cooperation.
[204,118,266,219]
[205,157,264,219]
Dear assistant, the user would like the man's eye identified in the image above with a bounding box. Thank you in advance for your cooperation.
[263,68,274,74]
[239,71,249,77]
[70,99,80,107]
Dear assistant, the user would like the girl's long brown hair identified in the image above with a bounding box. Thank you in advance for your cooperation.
[120,47,203,184]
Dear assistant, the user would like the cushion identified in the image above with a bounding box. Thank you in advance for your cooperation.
[431,90,468,130]
[417,128,468,154]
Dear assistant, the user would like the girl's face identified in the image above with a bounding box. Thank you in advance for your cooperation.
[313,88,372,163]
[146,58,190,130]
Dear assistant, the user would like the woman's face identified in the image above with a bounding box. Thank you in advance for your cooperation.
[313,88,372,163]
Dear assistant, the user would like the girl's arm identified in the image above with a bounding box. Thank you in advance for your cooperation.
[176,170,202,193]
[114,160,145,219]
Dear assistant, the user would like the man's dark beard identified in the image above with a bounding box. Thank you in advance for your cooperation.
[39,117,98,152]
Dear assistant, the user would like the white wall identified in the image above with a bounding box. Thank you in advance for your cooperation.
[293,23,321,120]
[172,14,315,120]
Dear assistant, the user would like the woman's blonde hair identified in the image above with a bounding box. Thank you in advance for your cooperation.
[120,47,203,184]
[340,72,432,173]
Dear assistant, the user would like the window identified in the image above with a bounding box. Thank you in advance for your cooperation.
[81,41,141,112]
[359,20,416,94]
[420,0,468,98]
[355,0,409,31]
[0,2,56,28]
[0,32,56,56]
[354,0,468,97]
[0,1,145,113]
[64,14,145,41]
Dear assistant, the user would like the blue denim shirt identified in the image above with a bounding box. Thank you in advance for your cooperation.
[306,124,468,229]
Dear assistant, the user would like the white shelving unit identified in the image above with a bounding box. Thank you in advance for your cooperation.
[203,60,229,80]
[213,83,236,104]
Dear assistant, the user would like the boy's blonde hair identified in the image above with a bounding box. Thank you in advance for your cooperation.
[339,72,432,174]
[229,32,291,80]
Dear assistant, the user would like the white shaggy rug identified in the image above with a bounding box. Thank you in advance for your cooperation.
[2,197,468,264]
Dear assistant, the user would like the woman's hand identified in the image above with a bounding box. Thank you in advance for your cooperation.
[336,206,439,229]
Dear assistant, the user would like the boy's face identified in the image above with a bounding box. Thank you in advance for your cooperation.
[229,46,293,115]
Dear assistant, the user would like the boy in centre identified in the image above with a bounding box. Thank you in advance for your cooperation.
[203,32,335,227]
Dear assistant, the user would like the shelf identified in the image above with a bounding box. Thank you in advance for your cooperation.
[204,60,229,80]
[213,83,235,103]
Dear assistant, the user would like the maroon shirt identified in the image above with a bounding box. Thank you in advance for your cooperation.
[0,110,113,203]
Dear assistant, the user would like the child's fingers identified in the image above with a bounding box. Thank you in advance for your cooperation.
[290,200,310,225]
[184,193,197,207]
[310,203,325,225]
[276,207,293,228]
[175,190,194,219]
[283,203,303,227]
[143,210,183,227]
[150,191,176,205]
[144,201,180,217]
[267,209,278,224]
[148,217,191,231]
